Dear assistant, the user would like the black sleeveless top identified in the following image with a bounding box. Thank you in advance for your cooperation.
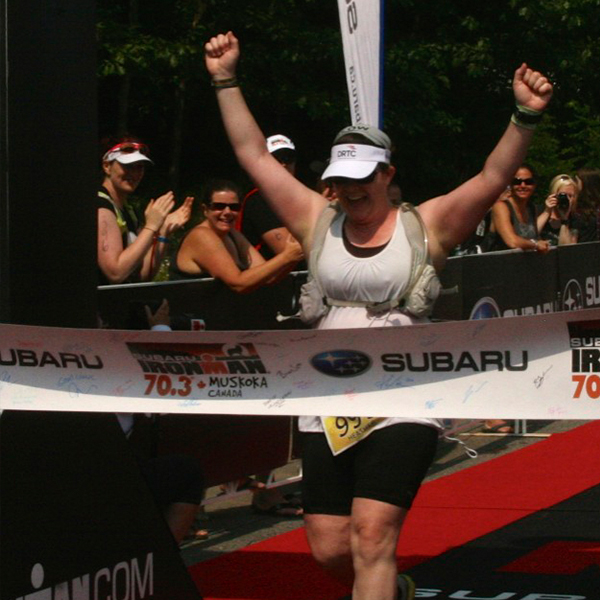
[488,200,538,252]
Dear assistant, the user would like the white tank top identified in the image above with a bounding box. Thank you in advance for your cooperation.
[300,209,441,433]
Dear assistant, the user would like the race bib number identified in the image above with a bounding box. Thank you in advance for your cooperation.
[321,416,385,455]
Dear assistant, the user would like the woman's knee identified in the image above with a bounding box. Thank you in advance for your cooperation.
[351,521,396,564]
[305,514,351,569]
[350,501,406,566]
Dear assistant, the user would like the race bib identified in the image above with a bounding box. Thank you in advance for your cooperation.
[321,416,385,455]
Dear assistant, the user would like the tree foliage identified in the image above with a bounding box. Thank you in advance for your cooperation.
[97,0,600,205]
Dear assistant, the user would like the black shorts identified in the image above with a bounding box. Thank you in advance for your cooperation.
[301,423,438,515]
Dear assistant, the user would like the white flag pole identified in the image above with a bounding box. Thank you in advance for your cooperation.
[337,0,384,127]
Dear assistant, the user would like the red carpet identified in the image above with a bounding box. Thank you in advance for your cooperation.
[188,422,600,599]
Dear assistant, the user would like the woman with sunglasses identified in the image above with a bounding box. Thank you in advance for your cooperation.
[97,135,193,285]
[170,179,303,292]
[489,165,550,253]
[205,31,552,600]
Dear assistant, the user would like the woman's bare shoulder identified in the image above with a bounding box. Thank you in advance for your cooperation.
[492,200,510,215]
[186,223,215,240]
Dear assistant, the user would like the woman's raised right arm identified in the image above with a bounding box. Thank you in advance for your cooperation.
[185,228,303,294]
[204,32,325,247]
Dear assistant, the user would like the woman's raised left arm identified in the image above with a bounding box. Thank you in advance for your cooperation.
[420,64,553,265]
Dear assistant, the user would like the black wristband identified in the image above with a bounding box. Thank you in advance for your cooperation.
[212,77,239,89]
[511,105,544,130]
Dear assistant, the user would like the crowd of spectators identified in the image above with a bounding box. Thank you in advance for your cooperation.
[452,164,600,435]
[455,165,600,256]
[98,133,600,282]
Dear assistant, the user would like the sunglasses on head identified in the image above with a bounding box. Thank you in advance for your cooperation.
[209,202,242,212]
[512,177,535,186]
[108,142,150,156]
[328,170,379,186]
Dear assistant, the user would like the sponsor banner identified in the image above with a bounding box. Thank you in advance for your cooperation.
[437,243,600,323]
[337,0,383,126]
[97,244,600,331]
[460,249,559,320]
[2,309,600,420]
[557,241,600,312]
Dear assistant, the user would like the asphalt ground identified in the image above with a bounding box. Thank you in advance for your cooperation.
[180,418,589,568]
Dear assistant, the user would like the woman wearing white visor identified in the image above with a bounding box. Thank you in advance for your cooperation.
[204,31,552,600]
[98,136,192,284]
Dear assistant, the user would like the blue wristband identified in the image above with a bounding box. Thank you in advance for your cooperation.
[157,236,170,244]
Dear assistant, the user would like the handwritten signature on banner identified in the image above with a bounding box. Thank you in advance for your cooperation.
[534,365,553,389]
[463,382,488,405]
[57,375,99,399]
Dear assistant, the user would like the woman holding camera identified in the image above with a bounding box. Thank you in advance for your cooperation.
[563,169,600,244]
[489,164,551,252]
[540,174,582,245]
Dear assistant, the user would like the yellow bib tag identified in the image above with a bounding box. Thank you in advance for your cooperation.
[321,416,385,455]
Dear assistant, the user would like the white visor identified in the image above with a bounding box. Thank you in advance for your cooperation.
[104,150,153,165]
[267,134,295,153]
[321,144,391,180]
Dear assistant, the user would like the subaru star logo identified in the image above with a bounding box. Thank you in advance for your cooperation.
[469,296,501,320]
[562,279,583,311]
[311,350,371,378]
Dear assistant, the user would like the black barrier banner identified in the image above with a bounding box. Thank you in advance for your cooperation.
[460,248,559,319]
[556,241,600,312]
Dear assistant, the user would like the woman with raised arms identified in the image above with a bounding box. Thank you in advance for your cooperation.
[205,31,552,600]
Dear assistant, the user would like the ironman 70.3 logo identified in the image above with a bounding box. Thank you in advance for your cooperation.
[568,320,600,400]
[126,342,268,399]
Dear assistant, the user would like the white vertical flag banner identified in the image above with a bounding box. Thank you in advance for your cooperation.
[337,0,384,127]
